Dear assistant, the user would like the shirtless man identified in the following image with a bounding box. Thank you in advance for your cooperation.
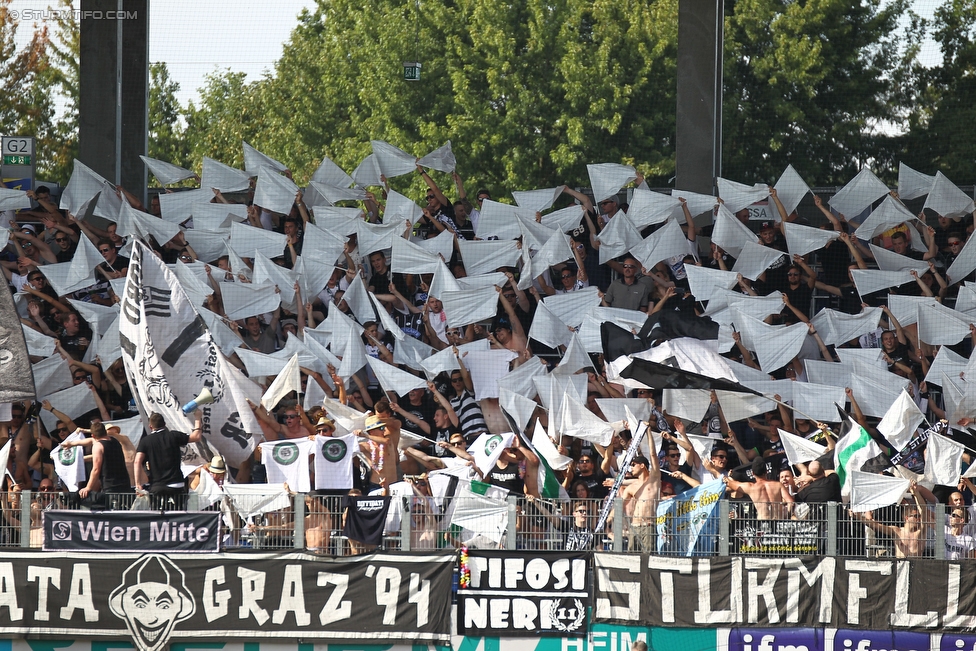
[724,457,793,520]
[851,482,936,558]
[357,401,401,491]
[620,454,659,552]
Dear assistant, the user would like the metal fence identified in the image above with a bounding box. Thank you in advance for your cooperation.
[0,491,962,558]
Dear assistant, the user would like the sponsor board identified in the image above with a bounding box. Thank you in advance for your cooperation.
[43,511,221,552]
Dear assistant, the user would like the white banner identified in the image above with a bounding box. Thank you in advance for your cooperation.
[119,242,258,467]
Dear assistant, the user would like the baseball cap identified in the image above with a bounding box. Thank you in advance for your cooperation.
[759,221,775,232]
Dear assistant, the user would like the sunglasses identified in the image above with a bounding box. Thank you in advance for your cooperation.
[668,453,681,458]
[426,194,435,200]
[950,241,962,246]
[951,513,965,518]
[578,458,593,463]
[451,377,464,382]
[74,375,88,381]
[283,414,300,420]
[22,242,33,248]
[561,274,574,279]
[39,486,54,492]
[622,264,636,269]
[55,237,69,243]
[712,454,727,459]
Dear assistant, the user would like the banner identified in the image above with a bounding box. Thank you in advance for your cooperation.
[593,554,976,632]
[730,519,821,555]
[594,420,646,537]
[890,420,947,471]
[458,551,590,637]
[42,511,221,553]
[0,551,453,650]
[119,241,259,467]
[655,480,725,556]
[0,275,36,402]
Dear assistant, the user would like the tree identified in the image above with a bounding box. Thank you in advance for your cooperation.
[39,0,79,185]
[721,0,909,186]
[183,70,266,171]
[0,0,63,183]
[899,0,976,181]
[203,0,680,198]
[148,62,191,171]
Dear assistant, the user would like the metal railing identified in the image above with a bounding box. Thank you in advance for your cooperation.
[0,491,964,558]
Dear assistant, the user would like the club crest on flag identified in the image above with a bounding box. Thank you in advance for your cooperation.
[322,439,347,462]
[272,442,301,465]
[483,434,503,456]
[58,447,77,465]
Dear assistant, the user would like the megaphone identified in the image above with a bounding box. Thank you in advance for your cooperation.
[181,387,214,414]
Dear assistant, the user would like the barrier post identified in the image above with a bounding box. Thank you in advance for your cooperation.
[293,493,305,550]
[719,500,729,557]
[826,502,838,557]
[402,496,412,553]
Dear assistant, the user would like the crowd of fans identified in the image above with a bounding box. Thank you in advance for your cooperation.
[2,151,976,557]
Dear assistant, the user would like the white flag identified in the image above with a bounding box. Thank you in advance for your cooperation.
[261,354,301,410]
[850,471,910,513]
[877,389,924,452]
[924,433,965,487]
[119,241,258,466]
[260,439,313,493]
[53,432,87,492]
[470,431,515,477]
[314,434,355,490]
[778,428,828,466]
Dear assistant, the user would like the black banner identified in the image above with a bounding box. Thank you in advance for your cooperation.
[43,510,222,552]
[458,550,589,637]
[593,553,976,632]
[0,551,454,650]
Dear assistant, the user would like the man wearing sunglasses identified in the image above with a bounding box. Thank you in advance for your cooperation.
[603,256,653,312]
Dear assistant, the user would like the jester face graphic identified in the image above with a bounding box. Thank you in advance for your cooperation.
[109,555,196,651]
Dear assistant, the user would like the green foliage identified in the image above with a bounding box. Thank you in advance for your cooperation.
[184,70,266,171]
[722,0,909,186]
[0,0,61,182]
[899,0,976,181]
[148,62,191,171]
[191,0,679,198]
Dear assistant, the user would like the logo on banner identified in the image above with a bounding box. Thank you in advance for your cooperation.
[323,439,347,462]
[483,434,502,456]
[109,555,196,651]
[272,442,300,465]
[57,447,77,464]
[51,521,72,541]
[550,598,586,632]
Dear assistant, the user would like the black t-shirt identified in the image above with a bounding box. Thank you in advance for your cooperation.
[136,428,190,489]
[784,283,814,318]
[796,473,841,503]
[98,436,131,492]
[432,424,462,457]
[394,311,425,340]
[99,254,130,275]
[487,461,524,495]
[342,495,391,545]
[564,522,594,551]
[576,470,609,499]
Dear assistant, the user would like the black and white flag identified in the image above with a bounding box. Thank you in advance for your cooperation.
[119,241,259,466]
